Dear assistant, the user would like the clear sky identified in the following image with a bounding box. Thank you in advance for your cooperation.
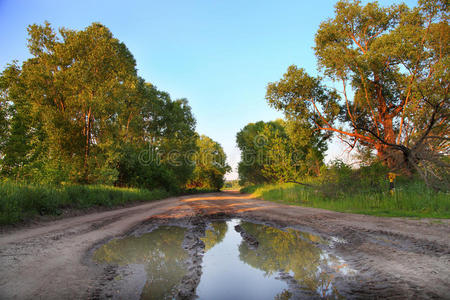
[0,0,417,179]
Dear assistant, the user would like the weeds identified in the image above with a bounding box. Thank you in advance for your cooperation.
[0,181,171,225]
[241,163,449,218]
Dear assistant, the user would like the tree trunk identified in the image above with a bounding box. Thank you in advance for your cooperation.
[83,107,92,182]
[374,115,397,168]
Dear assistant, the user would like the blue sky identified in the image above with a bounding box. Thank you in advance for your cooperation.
[0,0,417,179]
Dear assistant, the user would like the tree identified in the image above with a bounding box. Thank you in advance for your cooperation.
[187,135,230,190]
[0,69,12,156]
[236,120,283,185]
[267,0,449,189]
[236,119,326,185]
[157,98,198,188]
[264,118,327,180]
[8,22,138,183]
[0,22,200,191]
[0,63,37,179]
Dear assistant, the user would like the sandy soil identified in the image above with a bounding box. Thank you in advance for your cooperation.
[0,191,449,299]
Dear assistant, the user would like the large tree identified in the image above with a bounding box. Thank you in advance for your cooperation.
[266,0,448,189]
[9,22,138,183]
[187,135,230,190]
[0,22,199,190]
[236,120,283,185]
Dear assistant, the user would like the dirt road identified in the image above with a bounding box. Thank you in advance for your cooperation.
[0,192,449,299]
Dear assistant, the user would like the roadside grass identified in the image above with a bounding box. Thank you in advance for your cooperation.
[0,181,221,225]
[0,181,172,225]
[241,181,450,219]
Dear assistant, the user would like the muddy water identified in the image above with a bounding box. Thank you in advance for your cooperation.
[92,219,355,299]
[92,226,189,299]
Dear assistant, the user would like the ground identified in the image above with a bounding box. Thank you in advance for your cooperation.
[0,191,449,299]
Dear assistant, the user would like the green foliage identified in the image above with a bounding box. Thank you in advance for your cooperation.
[236,120,275,185]
[318,160,389,198]
[236,119,326,185]
[266,0,449,179]
[187,135,231,191]
[0,22,229,225]
[242,162,449,218]
[0,22,198,192]
[0,181,170,225]
[266,66,340,133]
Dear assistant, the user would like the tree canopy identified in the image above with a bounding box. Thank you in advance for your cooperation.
[266,0,448,189]
[187,135,231,191]
[0,22,228,191]
[236,119,326,185]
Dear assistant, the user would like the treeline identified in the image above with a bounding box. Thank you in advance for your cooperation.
[238,0,449,192]
[0,22,229,193]
[237,119,326,186]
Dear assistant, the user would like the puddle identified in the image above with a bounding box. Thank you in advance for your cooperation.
[92,219,355,299]
[93,226,189,299]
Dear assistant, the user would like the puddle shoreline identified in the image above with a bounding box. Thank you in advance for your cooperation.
[87,214,357,299]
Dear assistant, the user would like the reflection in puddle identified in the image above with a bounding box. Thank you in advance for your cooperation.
[93,226,189,299]
[197,220,289,300]
[237,221,346,298]
[92,219,354,299]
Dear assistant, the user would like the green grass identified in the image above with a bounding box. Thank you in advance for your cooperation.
[241,181,450,218]
[0,181,171,225]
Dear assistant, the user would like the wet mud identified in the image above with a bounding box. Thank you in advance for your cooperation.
[1,192,448,299]
[87,213,366,299]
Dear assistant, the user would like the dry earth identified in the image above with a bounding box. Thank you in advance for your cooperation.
[0,191,449,299]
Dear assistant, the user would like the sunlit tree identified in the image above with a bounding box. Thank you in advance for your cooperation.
[267,0,449,189]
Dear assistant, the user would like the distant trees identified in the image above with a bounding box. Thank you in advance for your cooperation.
[0,22,228,191]
[236,121,280,185]
[266,0,448,189]
[236,119,327,185]
[187,135,231,191]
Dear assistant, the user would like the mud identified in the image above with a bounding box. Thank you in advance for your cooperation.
[234,224,259,249]
[0,192,449,299]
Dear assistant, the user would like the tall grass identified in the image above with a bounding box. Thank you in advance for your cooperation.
[0,181,171,225]
[242,180,450,218]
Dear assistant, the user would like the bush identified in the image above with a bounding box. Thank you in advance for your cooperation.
[319,160,389,198]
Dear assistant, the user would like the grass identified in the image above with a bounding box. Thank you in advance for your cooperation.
[0,181,171,225]
[241,181,450,219]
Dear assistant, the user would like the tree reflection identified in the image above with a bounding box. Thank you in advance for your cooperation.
[201,222,228,251]
[92,222,345,299]
[275,289,293,300]
[93,226,188,300]
[238,222,340,298]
